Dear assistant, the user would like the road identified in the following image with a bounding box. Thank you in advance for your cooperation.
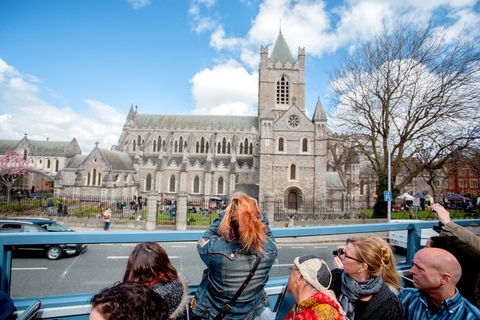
[12,240,398,299]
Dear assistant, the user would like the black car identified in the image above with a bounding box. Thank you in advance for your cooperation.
[0,219,88,260]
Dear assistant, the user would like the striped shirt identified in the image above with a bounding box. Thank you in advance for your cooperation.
[399,288,480,320]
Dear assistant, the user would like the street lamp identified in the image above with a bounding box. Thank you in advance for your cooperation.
[387,137,392,223]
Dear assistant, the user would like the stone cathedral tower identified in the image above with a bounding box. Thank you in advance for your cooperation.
[258,31,328,204]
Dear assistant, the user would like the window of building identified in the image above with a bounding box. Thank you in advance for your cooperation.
[98,173,102,186]
[360,180,365,195]
[276,75,289,104]
[201,137,205,153]
[217,177,224,194]
[22,149,27,160]
[145,174,152,191]
[227,142,231,154]
[244,139,249,154]
[222,138,226,154]
[471,179,478,188]
[239,143,243,154]
[290,164,296,180]
[115,174,120,182]
[158,136,162,152]
[459,179,467,188]
[302,138,308,152]
[133,140,136,152]
[92,169,97,185]
[137,136,141,147]
[206,142,209,153]
[47,159,51,169]
[174,141,178,153]
[169,175,176,192]
[179,137,183,153]
[153,140,157,152]
[196,141,200,153]
[193,176,200,193]
[249,143,253,154]
[459,169,466,176]
[278,138,284,152]
[86,173,91,186]
[37,159,42,166]
[54,159,59,173]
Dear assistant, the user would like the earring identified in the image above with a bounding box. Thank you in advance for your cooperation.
[358,270,363,276]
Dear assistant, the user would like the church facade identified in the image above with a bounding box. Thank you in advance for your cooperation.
[53,32,351,204]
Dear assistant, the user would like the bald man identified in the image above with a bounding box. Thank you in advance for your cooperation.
[399,248,480,319]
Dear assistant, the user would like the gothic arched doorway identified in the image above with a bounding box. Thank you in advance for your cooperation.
[287,190,298,210]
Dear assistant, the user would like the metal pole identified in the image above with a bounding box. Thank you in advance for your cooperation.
[388,138,392,223]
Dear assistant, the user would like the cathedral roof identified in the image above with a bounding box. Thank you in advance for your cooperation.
[326,172,345,190]
[135,114,258,130]
[0,138,81,155]
[313,98,327,122]
[65,155,88,169]
[100,149,135,171]
[270,32,295,66]
[0,140,20,154]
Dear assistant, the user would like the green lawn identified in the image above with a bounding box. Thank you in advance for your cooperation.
[358,208,477,220]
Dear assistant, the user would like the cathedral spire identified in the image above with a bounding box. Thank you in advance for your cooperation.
[270,30,295,66]
[313,97,327,122]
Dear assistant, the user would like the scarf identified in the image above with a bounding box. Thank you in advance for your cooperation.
[286,290,346,320]
[338,272,383,320]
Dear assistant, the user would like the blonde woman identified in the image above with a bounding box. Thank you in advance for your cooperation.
[330,237,404,320]
[191,192,278,320]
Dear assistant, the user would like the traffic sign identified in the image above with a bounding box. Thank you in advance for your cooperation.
[384,191,391,201]
[413,197,420,206]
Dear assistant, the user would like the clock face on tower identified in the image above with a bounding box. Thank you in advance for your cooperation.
[288,115,299,128]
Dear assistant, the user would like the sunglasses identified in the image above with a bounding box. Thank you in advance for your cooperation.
[288,267,300,272]
[344,253,364,264]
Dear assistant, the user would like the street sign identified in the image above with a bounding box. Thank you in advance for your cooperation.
[413,197,420,206]
[384,191,392,201]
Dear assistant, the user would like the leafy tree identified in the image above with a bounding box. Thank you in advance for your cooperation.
[0,150,33,203]
[329,21,480,217]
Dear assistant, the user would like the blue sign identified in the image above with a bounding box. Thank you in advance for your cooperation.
[384,191,392,201]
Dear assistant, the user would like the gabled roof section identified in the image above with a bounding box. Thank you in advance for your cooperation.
[270,32,295,66]
[0,140,20,154]
[64,155,88,169]
[99,149,135,172]
[135,114,258,130]
[326,172,345,190]
[313,98,327,122]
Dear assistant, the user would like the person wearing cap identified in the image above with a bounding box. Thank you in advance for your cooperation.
[285,255,345,320]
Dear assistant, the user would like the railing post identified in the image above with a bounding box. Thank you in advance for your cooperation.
[176,192,187,231]
[146,191,157,231]
[264,193,275,224]
[406,223,422,265]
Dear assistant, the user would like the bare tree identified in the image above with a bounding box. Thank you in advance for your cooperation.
[0,150,33,203]
[329,20,480,217]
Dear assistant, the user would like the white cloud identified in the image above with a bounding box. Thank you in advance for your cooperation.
[0,58,125,154]
[127,0,151,9]
[190,59,258,115]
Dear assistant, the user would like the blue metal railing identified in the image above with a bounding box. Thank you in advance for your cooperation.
[1,219,479,319]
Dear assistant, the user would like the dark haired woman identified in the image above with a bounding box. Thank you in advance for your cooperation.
[123,242,189,319]
[191,192,278,320]
[90,281,168,320]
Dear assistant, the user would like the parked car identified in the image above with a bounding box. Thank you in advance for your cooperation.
[0,219,87,260]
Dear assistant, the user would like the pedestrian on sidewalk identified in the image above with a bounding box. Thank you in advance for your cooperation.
[102,207,111,231]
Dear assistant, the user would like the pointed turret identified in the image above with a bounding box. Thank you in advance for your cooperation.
[270,31,296,66]
[313,98,327,122]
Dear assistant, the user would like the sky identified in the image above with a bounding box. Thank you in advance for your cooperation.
[1,0,479,154]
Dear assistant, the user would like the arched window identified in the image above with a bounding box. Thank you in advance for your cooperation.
[302,138,308,152]
[174,141,178,153]
[169,175,176,192]
[22,149,27,160]
[290,164,296,180]
[206,142,209,153]
[249,143,253,154]
[196,141,200,153]
[98,173,102,186]
[201,137,205,153]
[145,174,152,191]
[54,159,59,173]
[153,140,157,152]
[158,136,162,151]
[86,172,91,186]
[239,143,243,154]
[133,140,136,152]
[276,75,289,104]
[217,142,221,154]
[217,177,224,194]
[47,159,51,169]
[115,174,120,182]
[227,142,231,154]
[244,139,248,154]
[179,137,183,152]
[193,176,200,193]
[222,138,226,154]
[278,138,284,152]
[92,169,97,185]
[137,136,141,146]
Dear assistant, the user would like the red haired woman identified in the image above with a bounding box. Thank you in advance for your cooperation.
[123,242,189,320]
[191,192,278,320]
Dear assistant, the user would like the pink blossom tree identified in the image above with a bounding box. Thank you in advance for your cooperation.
[0,150,33,203]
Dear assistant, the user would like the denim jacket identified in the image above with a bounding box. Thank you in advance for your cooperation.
[192,212,278,320]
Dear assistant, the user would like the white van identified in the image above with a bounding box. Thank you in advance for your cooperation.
[388,220,438,249]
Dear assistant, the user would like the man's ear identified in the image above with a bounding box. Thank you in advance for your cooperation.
[439,272,452,285]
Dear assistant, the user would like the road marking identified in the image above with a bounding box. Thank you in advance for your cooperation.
[291,247,304,249]
[99,244,113,246]
[12,268,48,270]
[169,256,181,259]
[172,245,186,248]
[272,264,293,267]
[314,246,327,249]
[122,244,138,246]
[107,256,129,259]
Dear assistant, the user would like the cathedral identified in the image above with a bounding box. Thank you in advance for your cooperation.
[53,31,350,204]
